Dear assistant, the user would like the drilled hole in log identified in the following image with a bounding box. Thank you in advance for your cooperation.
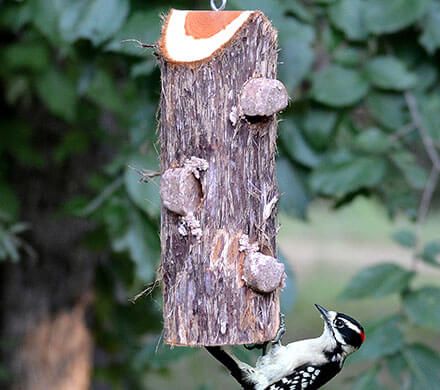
[245,115,271,125]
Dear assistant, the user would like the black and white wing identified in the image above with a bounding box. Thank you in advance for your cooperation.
[264,362,341,390]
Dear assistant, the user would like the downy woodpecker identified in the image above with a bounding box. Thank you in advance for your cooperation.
[206,304,365,390]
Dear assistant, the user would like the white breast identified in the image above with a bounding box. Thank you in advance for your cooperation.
[249,331,337,390]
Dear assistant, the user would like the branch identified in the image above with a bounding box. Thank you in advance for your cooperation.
[78,176,124,217]
[405,92,440,227]
[389,122,415,142]
[120,39,156,49]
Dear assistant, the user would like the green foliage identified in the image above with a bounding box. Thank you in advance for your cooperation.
[403,344,440,388]
[342,228,440,386]
[311,65,369,107]
[329,0,368,41]
[351,316,405,363]
[1,0,440,388]
[341,263,415,299]
[364,0,430,34]
[392,228,417,248]
[365,56,417,91]
[403,287,440,330]
[351,366,385,390]
[0,218,30,263]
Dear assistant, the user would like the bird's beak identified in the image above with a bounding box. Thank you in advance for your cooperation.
[315,304,331,327]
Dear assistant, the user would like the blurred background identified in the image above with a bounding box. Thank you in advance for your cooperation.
[1,0,440,389]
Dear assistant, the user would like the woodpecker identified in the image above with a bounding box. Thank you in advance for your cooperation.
[206,304,365,390]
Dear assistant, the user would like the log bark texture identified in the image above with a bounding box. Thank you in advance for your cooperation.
[159,11,282,346]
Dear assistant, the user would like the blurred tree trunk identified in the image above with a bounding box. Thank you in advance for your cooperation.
[0,115,99,390]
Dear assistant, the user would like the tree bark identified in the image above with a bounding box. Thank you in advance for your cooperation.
[159,10,285,346]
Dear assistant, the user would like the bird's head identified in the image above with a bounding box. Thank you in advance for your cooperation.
[315,304,365,356]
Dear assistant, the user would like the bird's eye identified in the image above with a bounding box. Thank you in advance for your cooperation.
[334,319,344,328]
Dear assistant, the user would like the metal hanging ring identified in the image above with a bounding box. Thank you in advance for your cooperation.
[210,0,227,11]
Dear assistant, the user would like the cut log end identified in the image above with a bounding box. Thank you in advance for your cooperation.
[159,9,255,64]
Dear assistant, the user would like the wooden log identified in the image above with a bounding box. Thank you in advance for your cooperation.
[158,9,288,346]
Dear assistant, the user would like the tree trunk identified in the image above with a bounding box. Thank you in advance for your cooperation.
[0,139,97,390]
[158,10,287,346]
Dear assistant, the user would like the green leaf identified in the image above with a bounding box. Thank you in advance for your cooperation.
[386,353,409,381]
[333,46,365,66]
[351,366,384,390]
[2,42,49,72]
[110,208,158,283]
[0,229,20,262]
[124,154,161,218]
[279,19,315,91]
[277,157,310,219]
[279,119,322,168]
[279,17,315,46]
[329,0,368,41]
[390,152,428,190]
[403,344,440,389]
[366,92,407,130]
[413,63,438,92]
[391,229,417,248]
[131,60,156,78]
[311,65,369,107]
[283,1,314,23]
[106,10,164,56]
[302,108,337,150]
[420,94,440,142]
[86,70,127,115]
[54,130,90,163]
[420,1,440,54]
[419,240,440,267]
[340,263,415,299]
[59,0,129,45]
[310,155,387,197]
[403,287,440,330]
[0,2,31,31]
[366,56,417,91]
[0,182,19,221]
[35,68,76,122]
[365,0,431,34]
[30,0,69,45]
[0,121,44,167]
[350,316,404,363]
[354,128,392,153]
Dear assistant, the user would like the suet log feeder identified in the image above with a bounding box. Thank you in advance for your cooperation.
[158,9,288,346]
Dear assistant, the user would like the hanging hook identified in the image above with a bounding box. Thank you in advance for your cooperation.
[210,0,227,11]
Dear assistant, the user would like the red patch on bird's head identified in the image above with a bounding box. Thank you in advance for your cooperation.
[360,330,366,343]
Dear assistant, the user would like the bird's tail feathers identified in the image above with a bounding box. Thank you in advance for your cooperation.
[205,346,256,389]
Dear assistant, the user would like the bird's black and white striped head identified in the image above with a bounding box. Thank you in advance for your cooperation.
[315,304,365,355]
